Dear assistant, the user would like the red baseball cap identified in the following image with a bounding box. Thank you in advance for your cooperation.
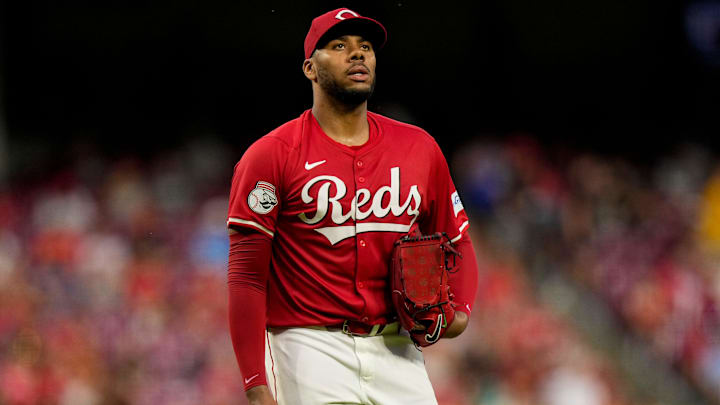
[304,8,387,59]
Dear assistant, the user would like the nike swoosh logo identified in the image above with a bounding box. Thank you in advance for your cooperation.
[244,373,260,385]
[305,160,327,170]
[425,313,444,343]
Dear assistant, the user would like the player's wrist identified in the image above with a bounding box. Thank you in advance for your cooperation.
[246,385,275,405]
[443,310,468,339]
[243,374,268,392]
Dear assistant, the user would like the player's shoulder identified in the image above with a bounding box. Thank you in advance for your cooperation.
[243,110,311,156]
[369,111,441,149]
[370,111,431,137]
[260,112,308,146]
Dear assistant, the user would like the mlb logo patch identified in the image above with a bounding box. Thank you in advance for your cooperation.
[451,191,463,217]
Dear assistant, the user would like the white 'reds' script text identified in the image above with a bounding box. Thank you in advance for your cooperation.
[298,167,421,244]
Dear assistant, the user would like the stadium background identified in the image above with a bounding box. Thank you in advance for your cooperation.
[1,1,719,404]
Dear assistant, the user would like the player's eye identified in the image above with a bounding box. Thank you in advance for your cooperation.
[360,44,371,51]
[333,43,345,49]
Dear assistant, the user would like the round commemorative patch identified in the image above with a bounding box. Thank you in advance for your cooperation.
[247,181,278,214]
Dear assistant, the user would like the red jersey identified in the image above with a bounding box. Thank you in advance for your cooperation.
[227,110,470,327]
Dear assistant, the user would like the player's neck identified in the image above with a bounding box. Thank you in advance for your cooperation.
[312,99,369,147]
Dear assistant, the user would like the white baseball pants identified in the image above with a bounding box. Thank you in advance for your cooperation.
[264,323,438,405]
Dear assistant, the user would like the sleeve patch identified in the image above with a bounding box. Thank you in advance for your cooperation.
[451,191,464,217]
[247,181,278,214]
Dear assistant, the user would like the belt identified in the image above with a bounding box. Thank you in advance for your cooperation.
[326,320,398,337]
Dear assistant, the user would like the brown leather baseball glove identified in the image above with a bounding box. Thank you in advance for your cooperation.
[390,232,461,347]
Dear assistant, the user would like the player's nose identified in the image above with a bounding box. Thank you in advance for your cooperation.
[348,45,365,61]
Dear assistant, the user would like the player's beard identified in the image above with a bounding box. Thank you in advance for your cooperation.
[316,64,375,107]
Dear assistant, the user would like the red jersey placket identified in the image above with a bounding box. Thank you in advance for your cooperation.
[353,153,370,323]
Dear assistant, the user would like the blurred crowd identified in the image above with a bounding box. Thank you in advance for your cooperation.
[425,136,720,405]
[1,135,719,404]
[0,140,240,405]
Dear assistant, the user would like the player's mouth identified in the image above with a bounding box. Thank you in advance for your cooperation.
[347,65,370,82]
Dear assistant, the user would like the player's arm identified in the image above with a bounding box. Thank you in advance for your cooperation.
[226,135,288,404]
[444,312,468,338]
[443,236,478,338]
[245,386,276,405]
[227,226,277,405]
[424,141,479,339]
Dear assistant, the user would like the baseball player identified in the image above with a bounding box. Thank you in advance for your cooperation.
[227,8,479,405]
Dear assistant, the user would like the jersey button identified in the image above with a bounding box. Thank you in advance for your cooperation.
[358,176,365,183]
[356,160,364,167]
[359,239,366,247]
[361,316,369,322]
[358,281,365,288]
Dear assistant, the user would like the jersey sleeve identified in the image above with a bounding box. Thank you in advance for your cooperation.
[421,141,470,242]
[227,137,288,237]
[423,140,477,315]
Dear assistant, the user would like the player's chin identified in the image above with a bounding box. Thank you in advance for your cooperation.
[345,80,373,93]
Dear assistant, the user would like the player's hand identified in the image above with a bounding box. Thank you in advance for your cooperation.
[246,385,277,405]
[443,311,468,339]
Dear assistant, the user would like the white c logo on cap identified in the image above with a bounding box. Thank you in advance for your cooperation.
[335,9,358,20]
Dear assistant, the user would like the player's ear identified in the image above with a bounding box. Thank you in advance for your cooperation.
[303,59,316,81]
